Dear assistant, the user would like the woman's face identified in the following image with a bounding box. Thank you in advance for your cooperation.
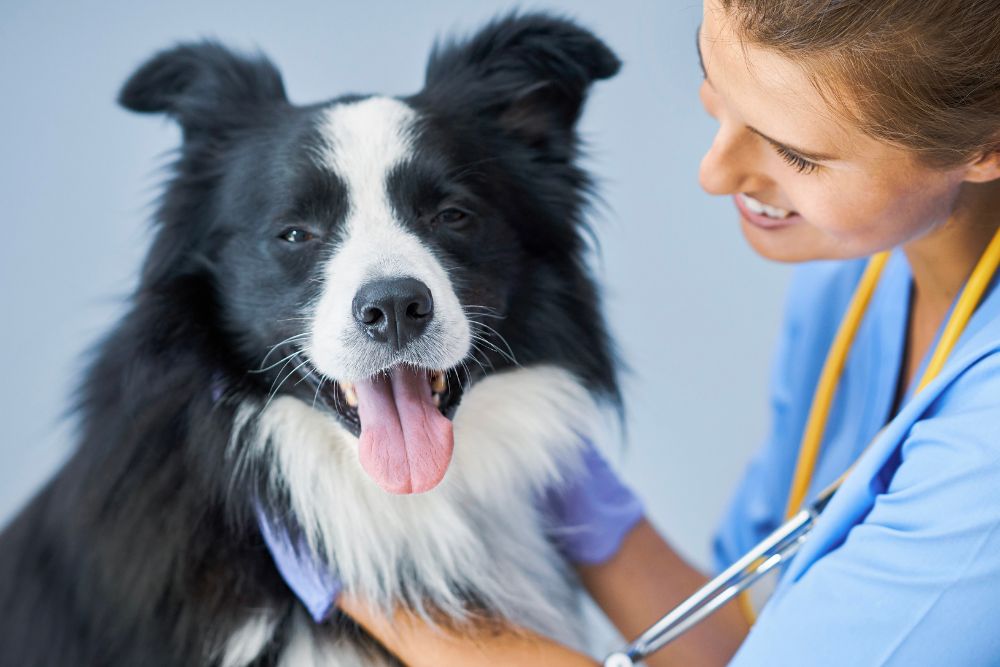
[698,0,969,262]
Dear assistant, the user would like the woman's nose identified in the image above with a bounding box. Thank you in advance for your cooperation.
[700,121,772,197]
[699,126,744,196]
[697,84,767,197]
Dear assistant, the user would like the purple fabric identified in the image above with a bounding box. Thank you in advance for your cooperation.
[543,438,645,565]
[256,507,341,623]
[213,379,338,622]
[210,373,226,403]
[255,438,643,623]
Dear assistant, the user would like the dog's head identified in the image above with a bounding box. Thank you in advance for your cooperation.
[121,14,620,495]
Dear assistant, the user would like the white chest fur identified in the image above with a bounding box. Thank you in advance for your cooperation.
[243,365,598,652]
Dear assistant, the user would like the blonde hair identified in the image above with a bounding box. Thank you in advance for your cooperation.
[720,0,1000,167]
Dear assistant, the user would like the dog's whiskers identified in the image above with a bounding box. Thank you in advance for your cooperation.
[294,365,319,388]
[467,322,518,366]
[311,374,326,409]
[457,358,474,391]
[250,348,303,374]
[264,356,312,410]
[466,344,492,377]
[462,304,507,320]
[266,350,303,400]
[258,333,310,370]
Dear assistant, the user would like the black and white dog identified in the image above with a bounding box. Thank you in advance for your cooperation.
[0,14,622,666]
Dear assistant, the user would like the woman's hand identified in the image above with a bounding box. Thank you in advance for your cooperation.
[338,595,598,667]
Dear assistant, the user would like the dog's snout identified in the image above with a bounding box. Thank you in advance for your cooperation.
[352,277,434,351]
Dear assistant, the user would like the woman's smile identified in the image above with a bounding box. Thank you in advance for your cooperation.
[734,193,801,230]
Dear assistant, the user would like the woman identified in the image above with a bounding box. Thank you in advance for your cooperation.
[342,0,1000,663]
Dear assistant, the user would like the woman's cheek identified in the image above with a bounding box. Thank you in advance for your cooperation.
[792,185,834,229]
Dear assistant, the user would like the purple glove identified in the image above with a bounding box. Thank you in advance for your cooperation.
[543,437,645,565]
[256,506,341,623]
[257,438,643,622]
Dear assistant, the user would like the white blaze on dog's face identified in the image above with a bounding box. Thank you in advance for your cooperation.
[305,97,471,496]
[308,97,471,379]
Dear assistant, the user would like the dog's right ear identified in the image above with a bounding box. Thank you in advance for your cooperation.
[119,41,287,137]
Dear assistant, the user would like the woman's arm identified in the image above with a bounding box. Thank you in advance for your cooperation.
[338,595,598,667]
[338,518,749,667]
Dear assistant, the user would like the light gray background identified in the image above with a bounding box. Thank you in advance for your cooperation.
[0,0,788,574]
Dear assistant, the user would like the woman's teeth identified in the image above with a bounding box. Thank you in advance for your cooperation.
[740,193,793,220]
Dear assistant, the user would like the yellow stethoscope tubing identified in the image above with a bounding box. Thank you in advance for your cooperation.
[781,252,890,521]
[737,224,1000,625]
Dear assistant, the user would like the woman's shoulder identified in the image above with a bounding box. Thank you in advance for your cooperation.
[911,333,1000,465]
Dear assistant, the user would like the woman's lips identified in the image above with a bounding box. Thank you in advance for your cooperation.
[733,193,802,230]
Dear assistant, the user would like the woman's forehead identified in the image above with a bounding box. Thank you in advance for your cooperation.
[699,1,863,161]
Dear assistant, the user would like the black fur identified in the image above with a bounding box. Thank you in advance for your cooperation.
[0,13,620,665]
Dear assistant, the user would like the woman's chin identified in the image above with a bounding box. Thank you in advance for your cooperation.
[738,215,826,263]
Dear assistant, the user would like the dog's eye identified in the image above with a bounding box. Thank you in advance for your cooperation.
[278,228,315,243]
[432,208,468,227]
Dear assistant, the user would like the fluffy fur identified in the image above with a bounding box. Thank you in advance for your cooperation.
[0,13,621,666]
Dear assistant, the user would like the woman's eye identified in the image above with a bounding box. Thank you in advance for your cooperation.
[774,145,819,175]
[432,208,469,227]
[278,228,315,243]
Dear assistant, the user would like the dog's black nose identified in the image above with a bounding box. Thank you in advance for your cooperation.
[352,277,434,351]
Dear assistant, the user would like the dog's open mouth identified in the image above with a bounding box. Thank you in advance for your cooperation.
[334,368,463,430]
[302,365,466,495]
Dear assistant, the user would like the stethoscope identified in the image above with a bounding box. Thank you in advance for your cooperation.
[604,225,1000,667]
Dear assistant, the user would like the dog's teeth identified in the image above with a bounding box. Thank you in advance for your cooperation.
[342,383,358,408]
[430,371,446,393]
[432,394,441,408]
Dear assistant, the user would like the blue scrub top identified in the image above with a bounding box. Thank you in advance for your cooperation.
[713,251,1000,665]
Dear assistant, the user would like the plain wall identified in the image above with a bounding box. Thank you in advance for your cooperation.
[0,0,789,576]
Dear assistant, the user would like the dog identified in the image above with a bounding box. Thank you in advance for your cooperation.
[0,13,621,666]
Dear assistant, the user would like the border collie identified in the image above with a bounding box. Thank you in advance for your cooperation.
[0,14,621,666]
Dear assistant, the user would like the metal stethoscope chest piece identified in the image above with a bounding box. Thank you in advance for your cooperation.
[603,652,637,667]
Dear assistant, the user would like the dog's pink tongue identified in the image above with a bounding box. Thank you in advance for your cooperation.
[354,367,454,495]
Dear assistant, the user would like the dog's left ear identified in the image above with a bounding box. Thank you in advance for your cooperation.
[423,13,620,150]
